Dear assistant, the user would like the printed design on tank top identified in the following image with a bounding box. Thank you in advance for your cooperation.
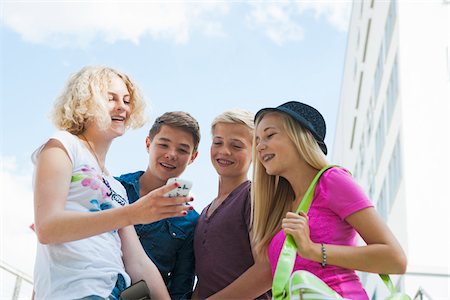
[71,165,126,210]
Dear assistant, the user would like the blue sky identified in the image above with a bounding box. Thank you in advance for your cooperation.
[0,1,351,289]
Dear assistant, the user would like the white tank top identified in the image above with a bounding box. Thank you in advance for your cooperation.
[32,131,131,299]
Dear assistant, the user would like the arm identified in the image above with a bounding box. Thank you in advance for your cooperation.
[168,233,196,299]
[207,257,272,299]
[283,208,407,274]
[119,225,171,300]
[34,140,192,244]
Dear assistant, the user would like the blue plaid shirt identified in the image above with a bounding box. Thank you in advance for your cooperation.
[116,171,199,300]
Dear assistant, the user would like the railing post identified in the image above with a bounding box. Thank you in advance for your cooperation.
[0,260,33,300]
[13,276,23,300]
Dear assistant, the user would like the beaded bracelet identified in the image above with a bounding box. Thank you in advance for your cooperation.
[321,243,327,268]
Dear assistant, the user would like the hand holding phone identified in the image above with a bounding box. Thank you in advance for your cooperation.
[164,178,193,198]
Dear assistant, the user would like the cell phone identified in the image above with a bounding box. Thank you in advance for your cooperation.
[164,178,193,198]
[119,280,151,300]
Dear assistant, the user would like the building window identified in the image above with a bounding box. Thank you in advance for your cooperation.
[375,105,386,167]
[359,134,366,177]
[377,135,403,219]
[374,44,385,100]
[388,136,403,207]
[356,72,364,109]
[384,0,397,60]
[363,19,372,63]
[368,158,375,199]
[368,183,374,200]
[377,178,388,219]
[357,29,361,50]
[366,98,374,146]
[386,55,399,129]
[350,116,357,149]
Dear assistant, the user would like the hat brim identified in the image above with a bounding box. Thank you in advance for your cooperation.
[255,107,328,155]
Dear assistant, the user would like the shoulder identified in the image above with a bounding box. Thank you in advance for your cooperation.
[49,131,79,149]
[233,180,251,201]
[317,166,373,218]
[318,166,355,190]
[115,171,144,184]
[32,131,78,164]
[52,130,76,141]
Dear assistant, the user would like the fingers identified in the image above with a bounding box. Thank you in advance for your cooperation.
[160,196,194,207]
[283,211,307,223]
[282,211,308,230]
[283,228,298,237]
[152,182,181,196]
[148,182,195,206]
[145,185,194,206]
[282,220,306,230]
[298,211,308,218]
[133,197,194,224]
[285,211,308,219]
[161,209,191,218]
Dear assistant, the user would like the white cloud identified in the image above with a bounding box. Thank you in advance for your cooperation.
[0,155,35,278]
[1,155,18,172]
[1,1,350,48]
[246,2,305,46]
[295,1,352,32]
[1,1,229,48]
[246,1,351,45]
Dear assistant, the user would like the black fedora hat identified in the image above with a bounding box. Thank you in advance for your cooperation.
[255,101,327,155]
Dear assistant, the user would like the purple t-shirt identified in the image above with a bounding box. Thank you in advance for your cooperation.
[194,181,270,299]
[268,168,373,299]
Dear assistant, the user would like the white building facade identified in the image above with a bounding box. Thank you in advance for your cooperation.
[332,0,450,299]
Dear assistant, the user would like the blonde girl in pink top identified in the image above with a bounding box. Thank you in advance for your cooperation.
[251,101,407,299]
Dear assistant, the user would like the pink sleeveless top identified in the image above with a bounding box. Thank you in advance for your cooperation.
[268,168,372,299]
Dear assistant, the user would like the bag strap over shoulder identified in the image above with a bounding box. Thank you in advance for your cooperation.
[272,165,335,299]
[271,165,403,299]
[294,165,336,214]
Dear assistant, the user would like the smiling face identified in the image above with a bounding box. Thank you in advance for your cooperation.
[105,75,131,137]
[255,112,301,177]
[146,124,198,185]
[210,123,253,179]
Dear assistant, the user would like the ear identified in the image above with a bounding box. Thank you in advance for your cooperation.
[188,151,199,165]
[145,136,151,153]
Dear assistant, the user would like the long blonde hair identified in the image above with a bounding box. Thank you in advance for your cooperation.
[251,112,328,258]
[51,66,147,135]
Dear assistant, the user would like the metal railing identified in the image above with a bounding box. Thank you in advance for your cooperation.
[0,260,33,300]
[413,287,434,300]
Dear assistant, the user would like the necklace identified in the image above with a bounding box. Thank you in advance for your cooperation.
[80,134,107,175]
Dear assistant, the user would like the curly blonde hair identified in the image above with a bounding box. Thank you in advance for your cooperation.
[51,66,147,134]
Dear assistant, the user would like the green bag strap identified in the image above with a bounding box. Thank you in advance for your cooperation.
[272,165,335,299]
[380,274,397,295]
[271,165,399,298]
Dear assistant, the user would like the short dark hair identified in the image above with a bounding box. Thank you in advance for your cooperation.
[148,111,201,152]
